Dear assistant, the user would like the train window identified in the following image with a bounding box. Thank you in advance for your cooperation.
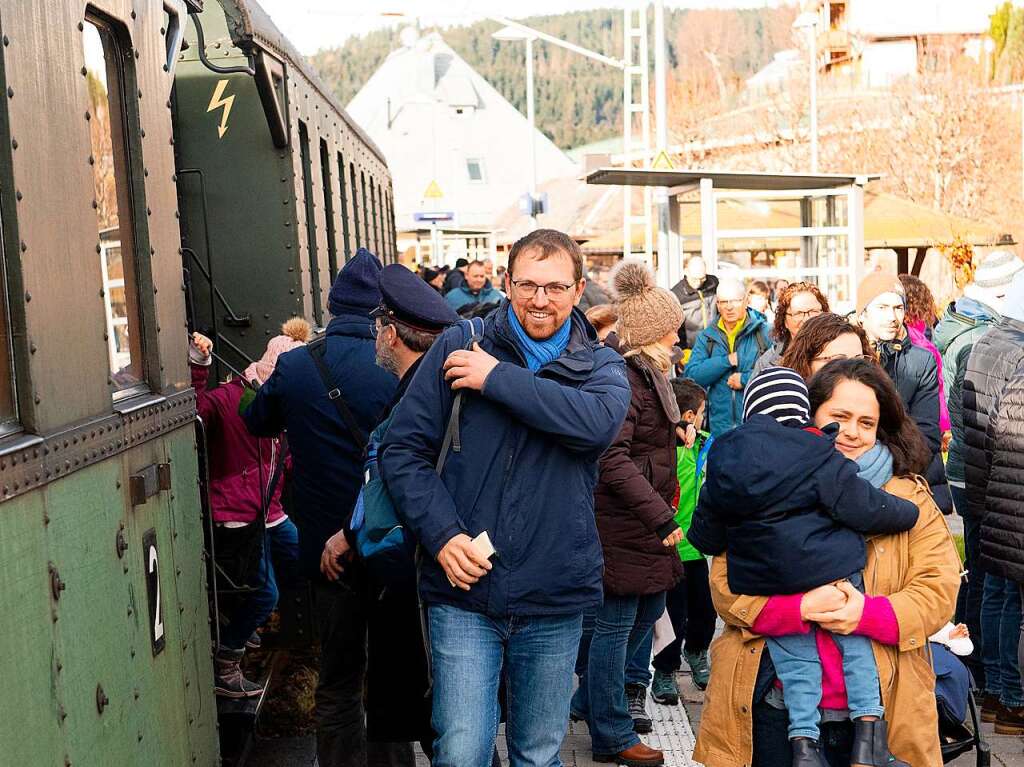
[83,16,146,394]
[360,171,370,250]
[0,208,15,427]
[337,153,352,261]
[466,158,486,183]
[319,139,338,280]
[369,180,379,253]
[297,122,323,326]
[349,162,361,249]
[378,182,385,257]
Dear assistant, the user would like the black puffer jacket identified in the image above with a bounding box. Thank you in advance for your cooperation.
[594,337,683,597]
[877,337,950,513]
[963,318,1024,520]
[979,369,1024,583]
[671,274,719,349]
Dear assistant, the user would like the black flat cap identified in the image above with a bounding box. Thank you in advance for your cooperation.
[378,264,460,333]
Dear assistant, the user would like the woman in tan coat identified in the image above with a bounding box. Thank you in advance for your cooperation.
[693,358,961,767]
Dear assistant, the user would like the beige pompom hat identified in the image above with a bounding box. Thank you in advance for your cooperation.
[610,260,683,349]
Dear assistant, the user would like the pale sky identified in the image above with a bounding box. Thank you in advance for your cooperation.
[258,0,795,55]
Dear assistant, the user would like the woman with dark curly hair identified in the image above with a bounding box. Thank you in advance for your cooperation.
[898,274,950,436]
[694,358,960,767]
[752,282,830,377]
[781,312,874,380]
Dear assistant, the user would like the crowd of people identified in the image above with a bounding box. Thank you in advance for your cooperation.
[188,229,1024,767]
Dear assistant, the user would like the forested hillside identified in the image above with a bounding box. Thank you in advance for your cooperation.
[310,7,796,150]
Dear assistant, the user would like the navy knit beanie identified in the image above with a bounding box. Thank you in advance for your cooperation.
[743,366,810,426]
[328,248,383,316]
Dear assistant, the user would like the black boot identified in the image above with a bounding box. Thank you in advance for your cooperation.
[850,719,909,767]
[791,737,828,767]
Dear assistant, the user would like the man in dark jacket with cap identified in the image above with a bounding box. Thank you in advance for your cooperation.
[380,229,631,767]
[856,272,948,513]
[243,248,398,767]
[349,264,460,764]
[442,258,469,294]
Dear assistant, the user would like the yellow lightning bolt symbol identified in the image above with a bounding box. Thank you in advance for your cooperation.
[206,79,234,139]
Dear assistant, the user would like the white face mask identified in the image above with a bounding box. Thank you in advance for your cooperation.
[749,295,768,313]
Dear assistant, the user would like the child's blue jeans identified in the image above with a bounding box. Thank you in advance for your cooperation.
[764,572,885,741]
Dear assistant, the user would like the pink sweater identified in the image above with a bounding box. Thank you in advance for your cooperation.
[752,593,900,710]
[906,320,951,433]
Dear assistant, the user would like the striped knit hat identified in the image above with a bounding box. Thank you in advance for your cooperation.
[743,367,811,426]
[964,250,1024,308]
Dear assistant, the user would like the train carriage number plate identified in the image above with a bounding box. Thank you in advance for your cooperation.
[143,529,166,656]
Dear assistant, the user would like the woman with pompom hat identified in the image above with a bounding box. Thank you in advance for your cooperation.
[189,318,310,699]
[572,261,685,766]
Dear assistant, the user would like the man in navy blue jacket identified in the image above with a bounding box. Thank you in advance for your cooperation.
[244,249,398,767]
[380,229,630,767]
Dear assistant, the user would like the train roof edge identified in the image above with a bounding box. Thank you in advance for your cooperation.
[217,0,390,169]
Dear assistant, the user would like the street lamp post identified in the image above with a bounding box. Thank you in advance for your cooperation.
[793,11,819,173]
[493,26,539,230]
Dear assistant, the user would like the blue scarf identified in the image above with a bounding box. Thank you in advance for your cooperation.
[507,307,571,372]
[855,442,894,488]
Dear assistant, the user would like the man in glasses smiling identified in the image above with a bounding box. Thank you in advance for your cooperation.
[380,229,630,767]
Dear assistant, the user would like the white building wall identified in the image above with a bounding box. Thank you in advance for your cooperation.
[861,40,919,87]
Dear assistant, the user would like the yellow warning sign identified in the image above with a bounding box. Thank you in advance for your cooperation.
[651,150,675,170]
[423,180,444,199]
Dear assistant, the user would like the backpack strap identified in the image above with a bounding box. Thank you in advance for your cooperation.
[754,327,769,356]
[695,434,714,477]
[436,318,484,473]
[307,337,368,449]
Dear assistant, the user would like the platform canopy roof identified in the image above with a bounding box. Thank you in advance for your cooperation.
[585,168,882,191]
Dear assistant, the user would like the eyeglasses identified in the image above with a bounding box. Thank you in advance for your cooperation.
[786,308,823,320]
[811,352,874,364]
[717,299,745,308]
[509,278,576,299]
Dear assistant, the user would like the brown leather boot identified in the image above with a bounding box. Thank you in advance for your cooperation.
[593,742,665,766]
[994,704,1024,735]
[981,693,1005,724]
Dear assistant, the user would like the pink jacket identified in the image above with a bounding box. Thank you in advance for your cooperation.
[192,363,287,525]
[753,593,899,709]
[906,320,950,433]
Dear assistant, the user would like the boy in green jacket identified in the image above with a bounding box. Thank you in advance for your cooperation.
[651,378,716,704]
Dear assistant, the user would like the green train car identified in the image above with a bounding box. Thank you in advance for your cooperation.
[173,0,397,376]
[0,0,398,763]
[0,0,218,763]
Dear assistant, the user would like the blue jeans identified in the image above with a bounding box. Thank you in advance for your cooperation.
[626,629,655,688]
[765,573,884,740]
[220,518,300,650]
[980,573,1024,707]
[952,485,985,687]
[429,604,583,767]
[572,592,666,755]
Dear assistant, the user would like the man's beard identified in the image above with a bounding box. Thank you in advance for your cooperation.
[376,343,400,376]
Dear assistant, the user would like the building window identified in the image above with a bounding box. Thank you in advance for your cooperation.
[297,122,323,326]
[319,139,338,280]
[466,158,485,183]
[337,153,352,261]
[84,15,146,394]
